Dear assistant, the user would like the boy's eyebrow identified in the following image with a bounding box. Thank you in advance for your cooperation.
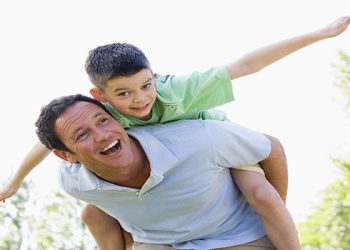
[113,87,129,92]
[113,77,153,92]
[142,76,153,84]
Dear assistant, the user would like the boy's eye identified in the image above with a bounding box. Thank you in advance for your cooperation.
[142,83,152,89]
[118,91,130,97]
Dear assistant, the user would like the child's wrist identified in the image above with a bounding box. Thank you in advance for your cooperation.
[7,180,21,189]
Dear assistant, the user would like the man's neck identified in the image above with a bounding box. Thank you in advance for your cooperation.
[125,137,150,188]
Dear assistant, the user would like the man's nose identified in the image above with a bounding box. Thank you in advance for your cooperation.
[95,129,108,142]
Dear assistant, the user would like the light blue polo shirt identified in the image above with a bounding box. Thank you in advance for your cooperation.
[59,120,271,249]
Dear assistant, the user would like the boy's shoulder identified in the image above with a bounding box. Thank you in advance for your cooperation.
[154,73,173,84]
[153,66,229,87]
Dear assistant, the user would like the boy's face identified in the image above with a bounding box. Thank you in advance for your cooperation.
[98,69,156,120]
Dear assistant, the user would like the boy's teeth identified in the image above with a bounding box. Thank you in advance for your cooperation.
[102,139,119,152]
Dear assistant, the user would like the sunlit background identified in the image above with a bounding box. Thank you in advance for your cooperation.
[1,0,349,226]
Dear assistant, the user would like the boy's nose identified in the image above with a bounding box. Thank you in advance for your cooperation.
[133,93,146,103]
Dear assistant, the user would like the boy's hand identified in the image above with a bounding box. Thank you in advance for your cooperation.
[0,184,19,202]
[320,16,350,38]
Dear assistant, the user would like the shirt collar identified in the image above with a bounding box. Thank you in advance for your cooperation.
[78,166,140,192]
[78,166,99,191]
[127,127,178,176]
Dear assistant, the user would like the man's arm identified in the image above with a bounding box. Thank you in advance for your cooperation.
[227,16,350,80]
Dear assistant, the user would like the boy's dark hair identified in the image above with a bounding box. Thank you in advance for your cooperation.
[35,94,111,152]
[85,42,150,90]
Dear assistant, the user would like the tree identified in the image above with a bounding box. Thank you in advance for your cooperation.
[0,181,31,250]
[298,51,350,249]
[334,51,350,110]
[0,180,96,250]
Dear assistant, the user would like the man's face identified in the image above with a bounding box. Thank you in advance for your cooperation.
[54,101,135,175]
[102,69,156,120]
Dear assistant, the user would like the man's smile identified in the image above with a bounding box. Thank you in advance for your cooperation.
[101,139,121,155]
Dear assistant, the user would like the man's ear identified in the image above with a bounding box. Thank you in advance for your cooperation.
[90,88,107,102]
[52,149,78,164]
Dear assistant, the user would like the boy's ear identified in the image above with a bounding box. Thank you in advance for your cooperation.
[90,88,107,102]
[52,149,79,164]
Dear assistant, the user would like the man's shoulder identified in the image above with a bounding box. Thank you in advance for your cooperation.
[128,119,213,133]
[127,120,227,143]
[127,120,221,163]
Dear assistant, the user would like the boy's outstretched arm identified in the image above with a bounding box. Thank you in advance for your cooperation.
[227,16,350,79]
[0,141,50,202]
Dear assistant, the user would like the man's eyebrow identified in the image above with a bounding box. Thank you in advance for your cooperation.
[70,111,105,138]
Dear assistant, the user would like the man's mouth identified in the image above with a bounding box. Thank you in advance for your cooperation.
[101,139,121,155]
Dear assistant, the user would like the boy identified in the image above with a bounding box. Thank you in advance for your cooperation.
[2,15,350,250]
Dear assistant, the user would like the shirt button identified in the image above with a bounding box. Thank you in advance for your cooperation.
[135,192,139,196]
[169,105,176,110]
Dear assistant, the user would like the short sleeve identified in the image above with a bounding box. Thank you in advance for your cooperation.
[154,66,234,122]
[205,121,271,168]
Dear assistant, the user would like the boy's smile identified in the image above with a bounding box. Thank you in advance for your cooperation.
[97,69,157,120]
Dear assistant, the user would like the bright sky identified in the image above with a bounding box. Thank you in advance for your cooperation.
[1,0,349,223]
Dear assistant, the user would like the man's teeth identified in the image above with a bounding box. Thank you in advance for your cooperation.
[101,139,119,153]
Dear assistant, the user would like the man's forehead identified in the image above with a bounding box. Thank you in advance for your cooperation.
[56,102,104,134]
[62,102,101,119]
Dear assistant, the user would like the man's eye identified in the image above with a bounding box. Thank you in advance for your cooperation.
[99,117,109,125]
[77,132,88,141]
[118,91,130,97]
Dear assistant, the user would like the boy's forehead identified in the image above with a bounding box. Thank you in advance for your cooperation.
[107,68,153,87]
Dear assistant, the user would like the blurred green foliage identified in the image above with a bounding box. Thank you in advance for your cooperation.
[298,51,350,249]
[0,180,96,250]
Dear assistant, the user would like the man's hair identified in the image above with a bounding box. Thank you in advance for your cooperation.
[35,94,111,152]
[85,42,150,90]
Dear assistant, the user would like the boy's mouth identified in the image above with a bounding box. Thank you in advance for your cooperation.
[101,139,121,155]
[132,102,150,110]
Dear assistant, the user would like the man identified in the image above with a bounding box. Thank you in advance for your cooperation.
[35,94,278,249]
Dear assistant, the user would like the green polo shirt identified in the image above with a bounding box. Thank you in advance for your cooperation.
[104,66,234,128]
